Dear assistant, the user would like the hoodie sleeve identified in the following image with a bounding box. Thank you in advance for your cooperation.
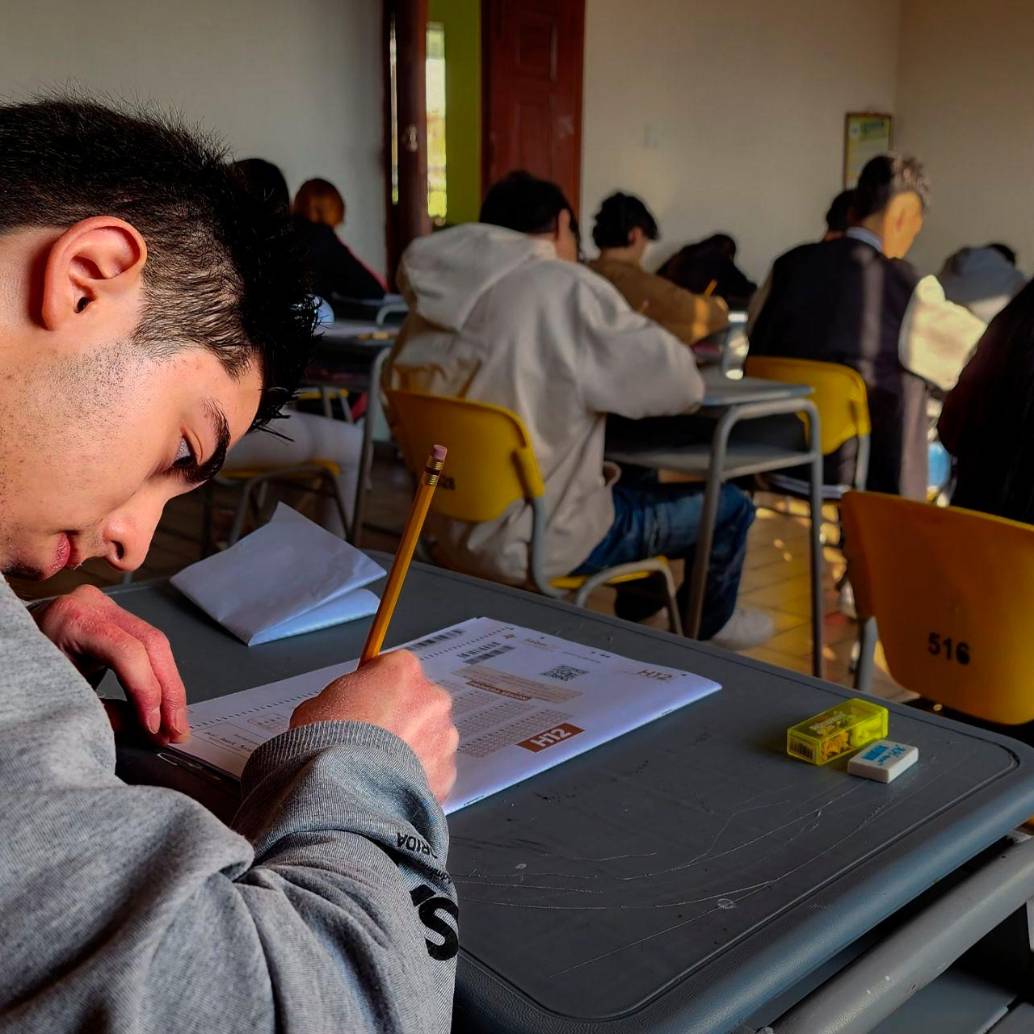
[899,274,986,391]
[575,274,706,418]
[0,580,455,1034]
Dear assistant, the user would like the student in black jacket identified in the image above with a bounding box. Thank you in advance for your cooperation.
[293,178,385,302]
[748,154,984,498]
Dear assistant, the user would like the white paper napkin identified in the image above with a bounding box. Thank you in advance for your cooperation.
[171,504,384,645]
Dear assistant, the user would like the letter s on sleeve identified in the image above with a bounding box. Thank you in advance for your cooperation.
[410,884,460,961]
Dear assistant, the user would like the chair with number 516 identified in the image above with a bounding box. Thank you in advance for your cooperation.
[841,490,1034,729]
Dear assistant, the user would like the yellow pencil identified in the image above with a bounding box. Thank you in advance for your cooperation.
[359,444,447,665]
[704,279,718,297]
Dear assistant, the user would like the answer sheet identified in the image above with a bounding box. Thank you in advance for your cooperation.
[174,617,721,814]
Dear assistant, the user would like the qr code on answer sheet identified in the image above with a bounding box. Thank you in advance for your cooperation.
[540,664,589,682]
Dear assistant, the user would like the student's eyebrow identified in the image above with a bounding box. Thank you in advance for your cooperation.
[186,402,231,484]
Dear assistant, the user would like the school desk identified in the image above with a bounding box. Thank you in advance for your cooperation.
[110,561,1034,1033]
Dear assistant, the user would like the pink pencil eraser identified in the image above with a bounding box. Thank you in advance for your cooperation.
[432,444,448,461]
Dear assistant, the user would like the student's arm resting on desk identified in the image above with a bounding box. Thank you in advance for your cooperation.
[899,274,986,390]
[577,275,706,417]
[636,272,728,345]
[0,579,456,1034]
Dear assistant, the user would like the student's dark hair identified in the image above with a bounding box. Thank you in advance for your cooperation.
[0,97,315,429]
[853,153,930,220]
[701,233,737,259]
[232,158,291,216]
[988,242,1018,266]
[479,170,579,241]
[591,192,659,249]
[825,189,856,233]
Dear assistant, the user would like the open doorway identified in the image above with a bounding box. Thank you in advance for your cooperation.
[384,0,585,280]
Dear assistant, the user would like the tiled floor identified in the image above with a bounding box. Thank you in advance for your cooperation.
[11,453,909,702]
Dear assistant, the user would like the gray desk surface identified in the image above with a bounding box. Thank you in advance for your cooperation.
[699,367,810,408]
[303,330,393,389]
[111,563,1034,1034]
[607,441,814,478]
[319,320,399,343]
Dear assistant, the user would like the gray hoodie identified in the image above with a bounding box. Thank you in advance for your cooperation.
[0,577,456,1033]
[939,246,1028,324]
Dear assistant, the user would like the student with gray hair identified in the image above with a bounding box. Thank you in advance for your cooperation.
[749,154,985,498]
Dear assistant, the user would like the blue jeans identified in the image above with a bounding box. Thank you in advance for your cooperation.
[573,481,755,639]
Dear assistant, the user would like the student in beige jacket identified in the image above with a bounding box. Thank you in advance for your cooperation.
[588,192,728,346]
[387,172,772,649]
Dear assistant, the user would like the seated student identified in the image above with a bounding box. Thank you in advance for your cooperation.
[293,176,388,301]
[748,188,858,327]
[229,159,363,534]
[748,153,985,498]
[587,192,728,346]
[386,170,772,649]
[822,189,856,241]
[0,99,457,1032]
[656,232,757,310]
[938,242,1027,325]
[224,410,362,535]
[939,279,1034,522]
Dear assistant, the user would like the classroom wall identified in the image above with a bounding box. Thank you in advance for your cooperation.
[0,0,387,275]
[429,0,482,226]
[895,0,1034,276]
[581,0,902,284]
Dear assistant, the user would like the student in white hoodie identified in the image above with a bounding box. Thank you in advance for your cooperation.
[386,172,772,649]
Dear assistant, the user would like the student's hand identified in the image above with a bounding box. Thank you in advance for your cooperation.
[291,650,458,802]
[32,584,189,744]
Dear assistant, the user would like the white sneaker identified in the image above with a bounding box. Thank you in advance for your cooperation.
[710,606,775,651]
[837,580,857,620]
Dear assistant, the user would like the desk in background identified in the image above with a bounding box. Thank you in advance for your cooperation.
[303,323,397,545]
[328,293,408,326]
[112,562,1034,1033]
[608,368,824,675]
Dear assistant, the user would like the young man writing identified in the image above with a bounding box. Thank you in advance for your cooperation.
[0,98,458,1033]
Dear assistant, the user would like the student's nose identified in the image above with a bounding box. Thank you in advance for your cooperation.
[100,490,167,573]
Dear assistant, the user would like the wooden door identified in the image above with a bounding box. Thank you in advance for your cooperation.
[482,0,585,213]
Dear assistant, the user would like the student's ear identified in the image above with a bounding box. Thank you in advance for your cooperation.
[628,226,644,248]
[40,217,148,331]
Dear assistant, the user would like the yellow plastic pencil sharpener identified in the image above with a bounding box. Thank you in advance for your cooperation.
[786,698,889,766]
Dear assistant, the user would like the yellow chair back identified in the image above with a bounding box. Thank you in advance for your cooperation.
[744,356,870,456]
[386,390,545,523]
[841,491,1034,724]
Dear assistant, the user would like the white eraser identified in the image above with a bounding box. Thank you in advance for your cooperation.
[847,740,918,783]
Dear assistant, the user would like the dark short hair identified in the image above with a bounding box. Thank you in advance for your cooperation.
[480,170,579,242]
[825,189,856,233]
[0,98,315,429]
[591,192,659,249]
[233,158,291,216]
[988,242,1018,266]
[854,153,930,220]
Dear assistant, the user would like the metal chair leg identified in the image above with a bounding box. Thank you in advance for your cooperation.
[806,405,825,679]
[685,413,732,638]
[227,482,255,546]
[855,617,878,692]
[320,469,352,541]
[657,563,684,636]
